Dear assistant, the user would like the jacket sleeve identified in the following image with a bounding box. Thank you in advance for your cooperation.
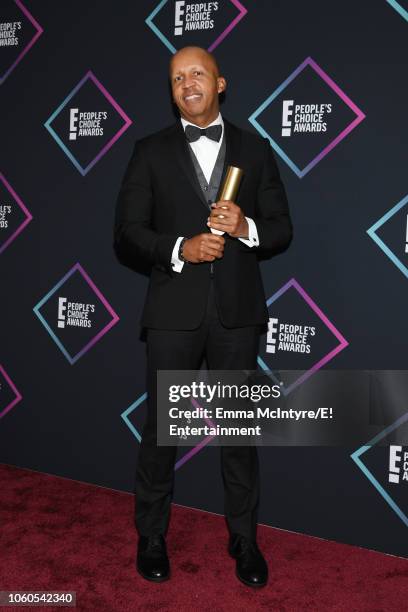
[252,139,293,257]
[113,140,178,272]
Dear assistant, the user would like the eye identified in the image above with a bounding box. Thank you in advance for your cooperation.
[174,75,183,82]
[193,70,202,76]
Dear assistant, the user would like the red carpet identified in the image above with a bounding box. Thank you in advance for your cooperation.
[1,463,407,611]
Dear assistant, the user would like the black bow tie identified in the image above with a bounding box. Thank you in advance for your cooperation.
[185,124,222,143]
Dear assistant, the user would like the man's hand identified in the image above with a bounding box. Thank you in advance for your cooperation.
[182,233,225,263]
[207,201,248,238]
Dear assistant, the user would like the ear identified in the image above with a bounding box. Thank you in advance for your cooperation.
[217,77,227,94]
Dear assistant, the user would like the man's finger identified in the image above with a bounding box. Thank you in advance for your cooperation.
[211,201,234,210]
[199,252,217,262]
[210,209,240,221]
[208,220,234,231]
[203,234,225,246]
[210,211,231,221]
[203,241,224,253]
[203,246,223,258]
[209,215,230,226]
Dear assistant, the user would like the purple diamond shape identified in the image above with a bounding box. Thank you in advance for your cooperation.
[146,0,247,53]
[0,364,22,419]
[352,411,408,527]
[44,71,132,175]
[367,193,408,280]
[258,278,348,394]
[249,57,366,177]
[175,396,216,469]
[122,394,216,470]
[1,0,43,85]
[0,173,32,255]
[33,262,120,364]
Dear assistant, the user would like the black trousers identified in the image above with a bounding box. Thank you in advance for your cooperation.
[135,279,261,540]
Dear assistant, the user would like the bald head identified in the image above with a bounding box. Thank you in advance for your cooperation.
[169,46,226,127]
[169,46,220,78]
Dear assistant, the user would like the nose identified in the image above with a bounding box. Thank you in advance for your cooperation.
[182,75,195,90]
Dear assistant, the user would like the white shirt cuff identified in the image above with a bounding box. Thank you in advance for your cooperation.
[238,217,259,247]
[171,236,185,273]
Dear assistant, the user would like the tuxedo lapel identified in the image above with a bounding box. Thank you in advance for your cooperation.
[218,119,243,200]
[168,118,243,210]
[170,122,209,211]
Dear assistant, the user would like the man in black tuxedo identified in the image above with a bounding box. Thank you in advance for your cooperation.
[114,46,292,587]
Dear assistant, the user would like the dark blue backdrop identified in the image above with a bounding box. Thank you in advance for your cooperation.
[1,0,407,558]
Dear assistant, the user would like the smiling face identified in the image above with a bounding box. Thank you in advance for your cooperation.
[170,47,226,127]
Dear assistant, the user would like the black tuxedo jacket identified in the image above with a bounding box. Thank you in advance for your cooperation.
[114,118,292,330]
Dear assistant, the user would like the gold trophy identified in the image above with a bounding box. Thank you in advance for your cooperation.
[211,165,244,235]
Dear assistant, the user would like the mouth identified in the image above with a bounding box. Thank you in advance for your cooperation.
[183,93,203,103]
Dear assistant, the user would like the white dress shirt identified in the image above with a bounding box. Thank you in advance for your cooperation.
[171,113,259,272]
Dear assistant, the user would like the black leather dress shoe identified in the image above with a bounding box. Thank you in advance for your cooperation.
[137,534,170,582]
[228,534,268,587]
